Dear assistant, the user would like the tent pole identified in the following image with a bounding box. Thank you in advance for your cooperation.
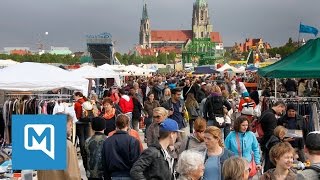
[275,79,277,99]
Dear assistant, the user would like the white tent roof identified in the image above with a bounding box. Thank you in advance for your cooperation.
[0,62,89,95]
[217,63,237,72]
[71,65,121,86]
[0,59,20,67]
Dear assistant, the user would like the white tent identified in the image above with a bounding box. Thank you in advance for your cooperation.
[0,59,20,68]
[70,65,121,86]
[0,62,89,95]
[124,65,153,76]
[217,63,237,72]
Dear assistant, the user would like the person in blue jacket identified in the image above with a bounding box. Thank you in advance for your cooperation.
[224,116,262,177]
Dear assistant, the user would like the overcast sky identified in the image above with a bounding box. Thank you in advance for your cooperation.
[0,0,319,53]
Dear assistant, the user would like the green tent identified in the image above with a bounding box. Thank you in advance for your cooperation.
[258,38,320,78]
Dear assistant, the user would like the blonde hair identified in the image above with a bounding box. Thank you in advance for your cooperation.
[204,126,224,147]
[223,157,248,180]
[211,85,222,94]
[274,126,287,137]
[153,107,168,118]
[269,142,295,166]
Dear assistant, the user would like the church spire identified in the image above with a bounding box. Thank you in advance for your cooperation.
[196,0,207,7]
[142,0,148,20]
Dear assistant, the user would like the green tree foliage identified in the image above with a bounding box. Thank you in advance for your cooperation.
[0,53,80,64]
[267,37,299,59]
[157,53,167,64]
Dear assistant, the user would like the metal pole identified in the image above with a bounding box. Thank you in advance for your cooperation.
[275,78,277,99]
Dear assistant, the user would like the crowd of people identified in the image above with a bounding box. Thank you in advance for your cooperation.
[37,73,320,180]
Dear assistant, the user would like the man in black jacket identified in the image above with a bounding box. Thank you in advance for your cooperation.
[278,103,306,162]
[130,119,182,180]
[260,101,286,172]
[102,114,141,180]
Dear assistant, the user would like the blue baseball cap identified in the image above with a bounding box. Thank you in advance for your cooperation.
[160,118,184,132]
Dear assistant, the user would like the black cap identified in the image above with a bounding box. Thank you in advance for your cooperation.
[286,103,297,111]
[306,132,320,151]
[91,117,106,131]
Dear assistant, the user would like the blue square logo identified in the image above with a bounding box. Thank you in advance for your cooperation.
[12,115,67,170]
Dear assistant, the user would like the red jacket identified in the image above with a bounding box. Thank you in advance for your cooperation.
[74,98,85,119]
[118,95,134,114]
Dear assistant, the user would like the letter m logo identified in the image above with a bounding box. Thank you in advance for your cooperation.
[24,124,55,159]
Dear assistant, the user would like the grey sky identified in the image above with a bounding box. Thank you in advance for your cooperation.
[0,0,319,53]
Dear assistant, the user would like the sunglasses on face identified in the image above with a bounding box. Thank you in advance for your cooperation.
[153,115,161,119]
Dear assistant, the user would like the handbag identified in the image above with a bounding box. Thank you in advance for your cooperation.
[236,133,257,177]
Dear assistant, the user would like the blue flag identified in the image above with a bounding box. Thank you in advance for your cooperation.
[299,23,318,36]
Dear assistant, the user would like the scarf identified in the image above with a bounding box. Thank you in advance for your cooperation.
[103,108,115,120]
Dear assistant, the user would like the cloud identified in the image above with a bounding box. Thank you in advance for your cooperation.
[0,0,319,53]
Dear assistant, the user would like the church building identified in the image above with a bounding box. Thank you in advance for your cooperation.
[135,0,223,56]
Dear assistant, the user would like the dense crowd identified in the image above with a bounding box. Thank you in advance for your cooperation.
[37,73,320,180]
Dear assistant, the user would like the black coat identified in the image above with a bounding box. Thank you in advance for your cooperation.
[130,143,173,180]
[102,130,141,179]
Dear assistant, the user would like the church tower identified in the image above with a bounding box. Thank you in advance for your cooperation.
[192,0,213,38]
[139,1,151,48]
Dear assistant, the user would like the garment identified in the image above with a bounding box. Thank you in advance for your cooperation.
[278,114,306,162]
[146,122,160,147]
[224,131,261,165]
[74,98,85,119]
[118,95,134,114]
[183,133,205,151]
[84,132,107,179]
[108,129,144,152]
[264,135,283,171]
[102,130,141,179]
[161,98,185,129]
[260,168,297,180]
[37,139,81,180]
[201,148,234,180]
[130,143,173,180]
[144,100,160,118]
[260,109,277,150]
[297,163,320,180]
[102,110,117,136]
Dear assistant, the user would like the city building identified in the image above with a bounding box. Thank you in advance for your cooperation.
[136,0,223,58]
[3,47,31,55]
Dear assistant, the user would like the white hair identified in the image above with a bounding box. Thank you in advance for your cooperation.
[176,150,204,176]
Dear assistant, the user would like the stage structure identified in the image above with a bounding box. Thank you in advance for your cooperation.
[86,32,120,66]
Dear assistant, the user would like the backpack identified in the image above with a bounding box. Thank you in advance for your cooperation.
[251,112,267,140]
[206,96,225,128]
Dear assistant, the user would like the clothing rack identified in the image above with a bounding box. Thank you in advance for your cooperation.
[263,97,320,131]
[5,93,73,101]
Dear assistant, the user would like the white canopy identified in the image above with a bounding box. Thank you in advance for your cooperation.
[70,65,121,86]
[0,59,20,68]
[217,63,237,72]
[0,62,89,95]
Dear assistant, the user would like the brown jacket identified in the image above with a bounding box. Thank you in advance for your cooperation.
[260,168,296,180]
[37,139,81,180]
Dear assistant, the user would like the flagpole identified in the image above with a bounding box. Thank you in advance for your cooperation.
[298,22,301,47]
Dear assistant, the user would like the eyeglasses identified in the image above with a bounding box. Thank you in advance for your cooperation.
[153,115,162,119]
